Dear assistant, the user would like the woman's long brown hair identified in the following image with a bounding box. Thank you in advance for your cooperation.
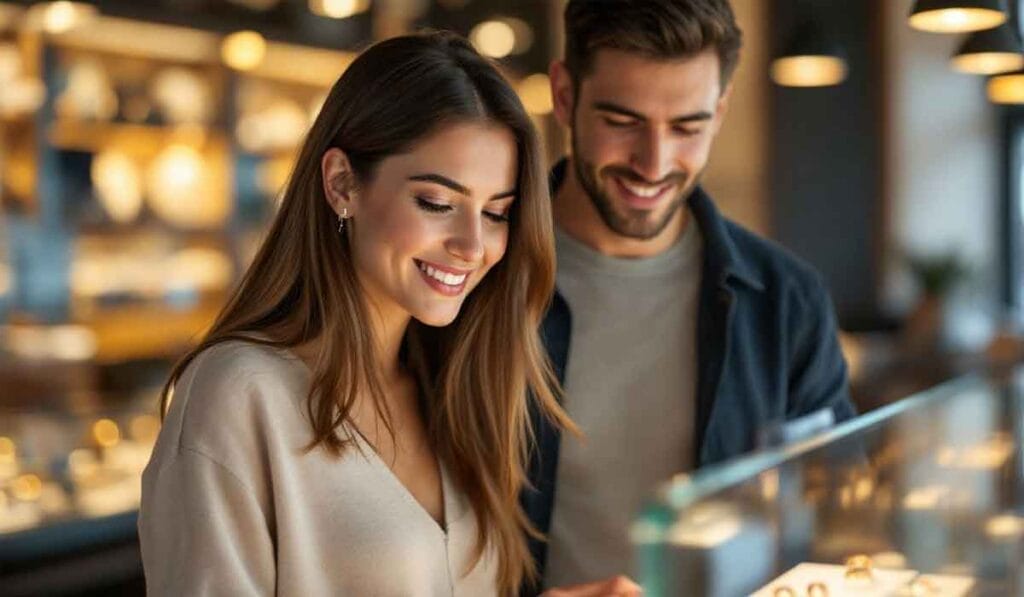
[159,32,574,594]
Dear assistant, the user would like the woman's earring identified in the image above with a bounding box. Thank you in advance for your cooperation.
[337,207,349,233]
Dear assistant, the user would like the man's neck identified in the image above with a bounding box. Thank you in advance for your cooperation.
[553,158,688,259]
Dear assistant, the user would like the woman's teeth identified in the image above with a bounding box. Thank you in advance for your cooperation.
[419,262,467,286]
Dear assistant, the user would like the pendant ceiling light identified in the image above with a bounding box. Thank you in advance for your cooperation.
[988,71,1024,103]
[951,23,1024,74]
[771,20,847,87]
[909,0,1008,34]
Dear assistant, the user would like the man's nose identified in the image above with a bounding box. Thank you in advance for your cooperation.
[630,128,676,183]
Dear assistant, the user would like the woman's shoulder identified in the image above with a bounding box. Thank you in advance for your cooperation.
[162,339,311,458]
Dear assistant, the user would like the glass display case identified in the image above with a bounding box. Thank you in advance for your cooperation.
[0,384,160,594]
[634,371,1024,597]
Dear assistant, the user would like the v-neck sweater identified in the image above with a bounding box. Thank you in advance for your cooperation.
[139,340,498,596]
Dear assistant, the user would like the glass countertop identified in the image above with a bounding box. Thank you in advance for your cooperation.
[634,371,1024,597]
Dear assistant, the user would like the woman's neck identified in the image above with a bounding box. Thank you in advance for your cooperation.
[367,301,411,389]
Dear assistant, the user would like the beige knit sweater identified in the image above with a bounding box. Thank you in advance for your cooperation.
[139,341,498,596]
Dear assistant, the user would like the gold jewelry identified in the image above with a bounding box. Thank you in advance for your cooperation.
[772,587,796,597]
[843,567,874,587]
[806,581,829,597]
[844,554,873,572]
[337,207,349,233]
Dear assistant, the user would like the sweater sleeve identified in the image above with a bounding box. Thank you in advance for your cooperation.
[138,446,276,596]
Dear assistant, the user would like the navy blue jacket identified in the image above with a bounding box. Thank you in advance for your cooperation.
[521,161,856,593]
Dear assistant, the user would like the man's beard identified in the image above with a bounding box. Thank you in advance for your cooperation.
[570,129,698,240]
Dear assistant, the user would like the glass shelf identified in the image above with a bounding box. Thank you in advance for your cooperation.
[0,392,159,564]
[634,371,1024,597]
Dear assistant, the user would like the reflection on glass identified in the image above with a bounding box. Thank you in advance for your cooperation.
[636,375,1024,596]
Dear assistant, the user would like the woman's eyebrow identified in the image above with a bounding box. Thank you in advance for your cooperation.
[409,173,515,200]
[408,173,469,195]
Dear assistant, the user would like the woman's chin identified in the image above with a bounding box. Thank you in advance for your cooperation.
[412,309,461,328]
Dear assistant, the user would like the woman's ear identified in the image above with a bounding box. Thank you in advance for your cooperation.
[321,148,358,217]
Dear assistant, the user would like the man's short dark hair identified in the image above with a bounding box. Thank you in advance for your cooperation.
[563,0,743,90]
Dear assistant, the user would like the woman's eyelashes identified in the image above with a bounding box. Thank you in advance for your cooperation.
[415,195,451,213]
[414,196,510,223]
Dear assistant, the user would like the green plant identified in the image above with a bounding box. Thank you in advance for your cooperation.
[905,250,968,297]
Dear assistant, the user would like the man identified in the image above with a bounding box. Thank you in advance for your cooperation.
[523,1,857,594]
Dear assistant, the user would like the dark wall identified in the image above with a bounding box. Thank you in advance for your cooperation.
[770,0,885,330]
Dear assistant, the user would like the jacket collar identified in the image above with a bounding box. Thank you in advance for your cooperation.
[549,158,765,292]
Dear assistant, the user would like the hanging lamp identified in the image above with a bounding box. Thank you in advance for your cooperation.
[951,22,1024,74]
[771,19,847,87]
[909,0,1008,34]
[988,70,1024,103]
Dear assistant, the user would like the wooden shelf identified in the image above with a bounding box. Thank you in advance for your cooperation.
[47,119,224,156]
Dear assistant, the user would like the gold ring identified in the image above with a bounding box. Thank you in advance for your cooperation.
[843,567,874,588]
[807,581,829,597]
[845,554,873,571]
[772,587,796,597]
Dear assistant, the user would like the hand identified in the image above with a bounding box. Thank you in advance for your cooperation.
[541,575,642,597]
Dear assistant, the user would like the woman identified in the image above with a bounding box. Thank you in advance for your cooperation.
[139,32,575,596]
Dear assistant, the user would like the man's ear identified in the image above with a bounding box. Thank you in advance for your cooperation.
[321,147,358,217]
[549,60,576,128]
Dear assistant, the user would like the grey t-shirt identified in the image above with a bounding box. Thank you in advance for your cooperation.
[544,217,703,587]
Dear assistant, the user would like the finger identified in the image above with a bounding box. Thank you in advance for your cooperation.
[605,575,643,596]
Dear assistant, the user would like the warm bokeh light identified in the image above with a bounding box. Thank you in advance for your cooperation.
[470,20,516,59]
[771,55,848,87]
[91,150,144,224]
[0,77,45,117]
[12,474,43,501]
[68,448,99,480]
[151,68,214,125]
[4,324,98,360]
[985,514,1024,539]
[0,43,20,82]
[909,8,1007,34]
[517,73,553,115]
[504,17,534,54]
[309,0,370,19]
[0,436,15,463]
[902,485,948,510]
[165,248,234,294]
[951,51,1024,75]
[258,155,296,198]
[236,99,308,153]
[130,415,162,443]
[988,73,1024,103]
[56,59,118,121]
[221,30,267,71]
[92,418,121,448]
[147,144,228,229]
[27,1,98,35]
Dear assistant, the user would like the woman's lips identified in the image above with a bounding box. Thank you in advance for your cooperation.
[415,259,470,297]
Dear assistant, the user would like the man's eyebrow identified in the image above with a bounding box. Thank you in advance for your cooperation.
[409,173,516,200]
[593,101,713,124]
